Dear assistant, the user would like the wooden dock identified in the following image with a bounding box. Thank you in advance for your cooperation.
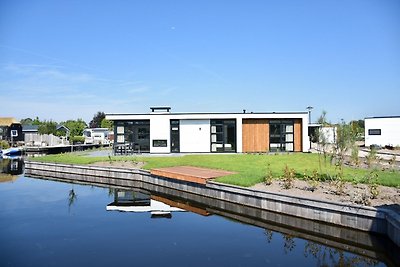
[25,144,107,155]
[150,166,236,185]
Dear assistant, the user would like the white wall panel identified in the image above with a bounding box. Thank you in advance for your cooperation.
[365,117,400,147]
[150,116,170,153]
[180,120,210,152]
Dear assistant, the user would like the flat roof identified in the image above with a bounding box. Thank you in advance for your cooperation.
[365,116,400,119]
[106,111,308,116]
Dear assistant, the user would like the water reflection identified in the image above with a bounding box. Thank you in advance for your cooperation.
[23,173,399,267]
[283,234,296,254]
[303,240,380,267]
[0,157,24,182]
[68,187,77,212]
[104,189,396,266]
[106,189,186,218]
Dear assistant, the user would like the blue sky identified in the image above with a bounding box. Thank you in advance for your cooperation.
[1,0,399,123]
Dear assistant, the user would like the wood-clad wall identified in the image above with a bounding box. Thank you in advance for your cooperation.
[242,119,269,152]
[294,119,302,152]
[243,118,303,153]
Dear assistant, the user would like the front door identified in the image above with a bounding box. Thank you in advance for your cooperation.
[170,120,180,153]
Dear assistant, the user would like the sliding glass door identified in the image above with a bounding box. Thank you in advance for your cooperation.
[269,120,294,152]
[210,120,236,152]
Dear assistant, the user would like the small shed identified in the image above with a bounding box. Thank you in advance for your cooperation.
[365,116,400,148]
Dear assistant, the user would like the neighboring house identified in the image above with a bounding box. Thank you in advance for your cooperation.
[56,125,70,136]
[22,125,39,135]
[308,123,336,144]
[106,107,309,154]
[0,117,23,144]
[365,116,400,148]
[83,128,110,144]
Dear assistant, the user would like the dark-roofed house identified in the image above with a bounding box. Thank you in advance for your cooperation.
[0,117,23,144]
[22,125,39,135]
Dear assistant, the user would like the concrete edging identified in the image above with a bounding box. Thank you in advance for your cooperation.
[24,160,399,247]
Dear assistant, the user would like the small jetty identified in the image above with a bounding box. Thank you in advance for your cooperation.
[150,166,235,185]
[24,144,107,155]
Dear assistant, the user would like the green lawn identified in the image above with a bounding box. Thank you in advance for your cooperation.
[31,151,135,165]
[31,152,400,187]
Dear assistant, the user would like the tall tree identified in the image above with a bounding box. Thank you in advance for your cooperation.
[38,120,58,135]
[32,117,41,125]
[20,118,33,126]
[89,112,105,128]
[350,119,364,137]
[100,118,113,130]
[63,119,87,137]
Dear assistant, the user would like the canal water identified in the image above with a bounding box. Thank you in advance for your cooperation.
[0,158,398,267]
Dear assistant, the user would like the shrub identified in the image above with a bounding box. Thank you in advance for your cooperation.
[264,163,274,185]
[332,178,345,195]
[282,164,295,189]
[70,136,85,144]
[365,169,380,199]
[389,155,397,172]
[350,145,360,167]
[0,140,10,149]
[365,148,378,168]
[306,169,320,192]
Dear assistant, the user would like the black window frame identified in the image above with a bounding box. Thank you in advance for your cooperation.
[170,120,180,153]
[152,139,168,147]
[368,129,381,136]
[113,120,150,153]
[210,119,236,153]
[269,120,294,152]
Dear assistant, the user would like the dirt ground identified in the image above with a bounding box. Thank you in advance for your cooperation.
[90,160,399,209]
[89,160,145,169]
[251,180,400,208]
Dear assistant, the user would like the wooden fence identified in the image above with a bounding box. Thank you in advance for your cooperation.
[24,133,66,146]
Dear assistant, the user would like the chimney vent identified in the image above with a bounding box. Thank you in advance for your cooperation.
[150,106,171,113]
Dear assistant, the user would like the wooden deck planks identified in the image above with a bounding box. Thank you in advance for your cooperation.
[150,166,236,185]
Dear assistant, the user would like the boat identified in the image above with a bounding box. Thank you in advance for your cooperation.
[0,147,24,158]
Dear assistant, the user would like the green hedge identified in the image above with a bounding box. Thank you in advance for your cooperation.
[0,140,10,149]
[70,136,85,144]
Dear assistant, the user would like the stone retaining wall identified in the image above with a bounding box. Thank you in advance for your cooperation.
[24,160,400,248]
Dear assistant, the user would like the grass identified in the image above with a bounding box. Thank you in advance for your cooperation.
[31,152,400,188]
[31,151,136,165]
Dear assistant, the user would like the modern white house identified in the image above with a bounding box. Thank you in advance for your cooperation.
[365,116,400,148]
[106,107,309,154]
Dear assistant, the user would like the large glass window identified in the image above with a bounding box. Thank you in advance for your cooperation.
[114,120,150,153]
[269,120,294,152]
[210,120,236,152]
